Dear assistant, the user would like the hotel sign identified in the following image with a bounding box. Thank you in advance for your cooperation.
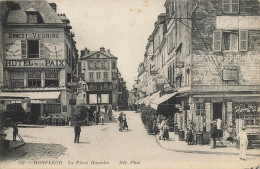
[5,59,65,67]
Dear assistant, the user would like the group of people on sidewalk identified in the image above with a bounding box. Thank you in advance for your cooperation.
[93,107,113,125]
[118,113,128,131]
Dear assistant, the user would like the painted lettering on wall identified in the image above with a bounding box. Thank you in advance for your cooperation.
[8,33,59,39]
[5,60,65,67]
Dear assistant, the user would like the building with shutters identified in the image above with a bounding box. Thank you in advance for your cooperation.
[0,1,78,123]
[79,47,119,109]
[136,0,260,144]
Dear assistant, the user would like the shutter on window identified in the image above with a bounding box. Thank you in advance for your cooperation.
[232,0,239,13]
[21,40,27,58]
[39,40,45,58]
[239,30,248,51]
[223,0,231,13]
[213,30,222,51]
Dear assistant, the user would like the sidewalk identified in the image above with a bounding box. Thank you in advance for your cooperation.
[155,131,260,157]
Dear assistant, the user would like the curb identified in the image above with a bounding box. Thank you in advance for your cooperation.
[18,125,45,128]
[155,135,260,157]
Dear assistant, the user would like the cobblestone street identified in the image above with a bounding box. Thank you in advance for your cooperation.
[1,111,259,169]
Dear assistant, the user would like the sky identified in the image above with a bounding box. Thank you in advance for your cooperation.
[49,0,165,89]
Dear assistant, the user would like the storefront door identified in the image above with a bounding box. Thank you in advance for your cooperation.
[31,104,41,124]
[213,102,222,120]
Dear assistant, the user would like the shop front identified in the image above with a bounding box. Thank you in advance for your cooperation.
[177,92,260,145]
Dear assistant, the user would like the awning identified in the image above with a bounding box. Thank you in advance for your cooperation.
[137,96,149,105]
[145,91,160,106]
[0,92,61,100]
[150,92,178,110]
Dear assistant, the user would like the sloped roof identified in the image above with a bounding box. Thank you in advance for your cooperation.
[7,0,63,24]
[81,51,118,60]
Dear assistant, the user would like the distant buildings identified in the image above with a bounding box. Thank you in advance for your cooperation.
[0,1,78,123]
[78,47,128,110]
[135,0,260,144]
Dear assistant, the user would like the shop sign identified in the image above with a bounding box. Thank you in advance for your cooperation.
[8,33,60,39]
[5,59,65,67]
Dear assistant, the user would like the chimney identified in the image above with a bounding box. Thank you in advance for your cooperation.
[100,47,106,52]
[80,50,85,57]
[49,3,57,12]
[107,49,110,53]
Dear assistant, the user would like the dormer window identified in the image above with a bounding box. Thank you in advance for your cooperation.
[26,8,43,23]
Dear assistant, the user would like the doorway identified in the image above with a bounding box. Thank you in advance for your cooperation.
[213,103,223,120]
[31,104,41,124]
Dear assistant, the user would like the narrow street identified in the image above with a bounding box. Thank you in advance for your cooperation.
[2,111,259,169]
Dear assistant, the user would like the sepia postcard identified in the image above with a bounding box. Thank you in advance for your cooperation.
[0,0,259,169]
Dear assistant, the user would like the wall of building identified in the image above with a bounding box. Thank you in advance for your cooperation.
[190,0,260,86]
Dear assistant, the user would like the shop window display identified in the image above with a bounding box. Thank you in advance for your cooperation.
[195,103,206,132]
[232,102,259,126]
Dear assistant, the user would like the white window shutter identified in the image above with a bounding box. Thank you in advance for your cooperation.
[239,30,248,51]
[213,30,222,51]
[39,40,45,58]
[21,40,27,58]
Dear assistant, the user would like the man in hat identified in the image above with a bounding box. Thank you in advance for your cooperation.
[74,123,81,143]
[237,126,248,160]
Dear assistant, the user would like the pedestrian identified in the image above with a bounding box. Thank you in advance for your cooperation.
[74,123,81,143]
[104,105,108,113]
[211,120,217,148]
[108,107,112,121]
[123,114,128,130]
[159,117,167,140]
[13,122,18,141]
[162,119,169,141]
[118,113,123,131]
[93,111,96,123]
[100,114,105,125]
[216,118,223,138]
[186,121,194,145]
[96,111,100,124]
[152,117,157,135]
[237,126,248,160]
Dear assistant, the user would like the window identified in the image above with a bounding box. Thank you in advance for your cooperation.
[195,103,206,132]
[222,0,239,13]
[112,83,117,89]
[223,31,238,51]
[213,30,248,51]
[21,40,44,59]
[103,83,109,89]
[96,72,101,79]
[112,62,116,69]
[104,62,109,68]
[112,72,117,80]
[176,74,182,88]
[28,40,39,58]
[168,29,174,53]
[96,62,101,68]
[26,11,43,23]
[89,72,94,79]
[88,84,94,90]
[43,104,61,114]
[88,62,93,69]
[232,102,259,126]
[103,72,108,78]
[97,84,101,90]
[45,71,59,87]
[28,71,41,88]
[9,71,24,88]
[222,67,238,81]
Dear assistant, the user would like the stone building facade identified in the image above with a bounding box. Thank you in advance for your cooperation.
[0,1,78,123]
[136,0,260,143]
